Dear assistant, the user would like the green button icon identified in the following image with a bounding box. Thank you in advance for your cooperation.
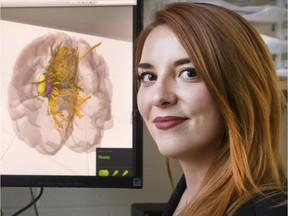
[122,170,129,176]
[112,170,119,176]
[98,169,109,176]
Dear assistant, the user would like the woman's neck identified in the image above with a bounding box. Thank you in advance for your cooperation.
[179,149,217,201]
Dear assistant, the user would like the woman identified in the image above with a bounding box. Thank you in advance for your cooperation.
[135,2,287,216]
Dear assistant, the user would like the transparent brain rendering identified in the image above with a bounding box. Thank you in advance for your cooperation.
[7,32,113,155]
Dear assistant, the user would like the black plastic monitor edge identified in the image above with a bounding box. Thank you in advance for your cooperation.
[1,0,144,189]
[1,175,143,188]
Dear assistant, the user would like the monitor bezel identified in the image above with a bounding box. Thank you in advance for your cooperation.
[0,0,143,189]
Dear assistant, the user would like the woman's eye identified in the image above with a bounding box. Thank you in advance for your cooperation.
[138,72,157,83]
[178,68,197,79]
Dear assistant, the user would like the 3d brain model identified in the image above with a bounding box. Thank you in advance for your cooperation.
[7,32,113,155]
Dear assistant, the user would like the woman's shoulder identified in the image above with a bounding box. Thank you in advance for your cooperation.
[235,192,287,216]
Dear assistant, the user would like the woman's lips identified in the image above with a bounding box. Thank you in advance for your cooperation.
[153,116,188,130]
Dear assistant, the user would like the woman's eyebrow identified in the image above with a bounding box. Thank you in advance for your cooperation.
[138,63,154,69]
[174,58,191,67]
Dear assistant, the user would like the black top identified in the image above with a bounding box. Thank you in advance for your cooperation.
[162,175,287,216]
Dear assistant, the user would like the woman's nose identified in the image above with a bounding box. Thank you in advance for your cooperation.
[151,80,177,107]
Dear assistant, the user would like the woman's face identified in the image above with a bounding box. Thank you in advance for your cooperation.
[137,25,225,160]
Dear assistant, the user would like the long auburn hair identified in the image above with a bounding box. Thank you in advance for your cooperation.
[135,2,287,216]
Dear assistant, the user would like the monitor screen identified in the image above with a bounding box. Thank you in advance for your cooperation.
[0,0,143,188]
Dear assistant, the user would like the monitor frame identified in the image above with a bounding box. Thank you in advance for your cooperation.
[0,0,143,189]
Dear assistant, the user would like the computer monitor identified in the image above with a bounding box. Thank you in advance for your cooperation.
[0,0,143,188]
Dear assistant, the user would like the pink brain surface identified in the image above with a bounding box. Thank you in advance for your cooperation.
[7,32,113,155]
